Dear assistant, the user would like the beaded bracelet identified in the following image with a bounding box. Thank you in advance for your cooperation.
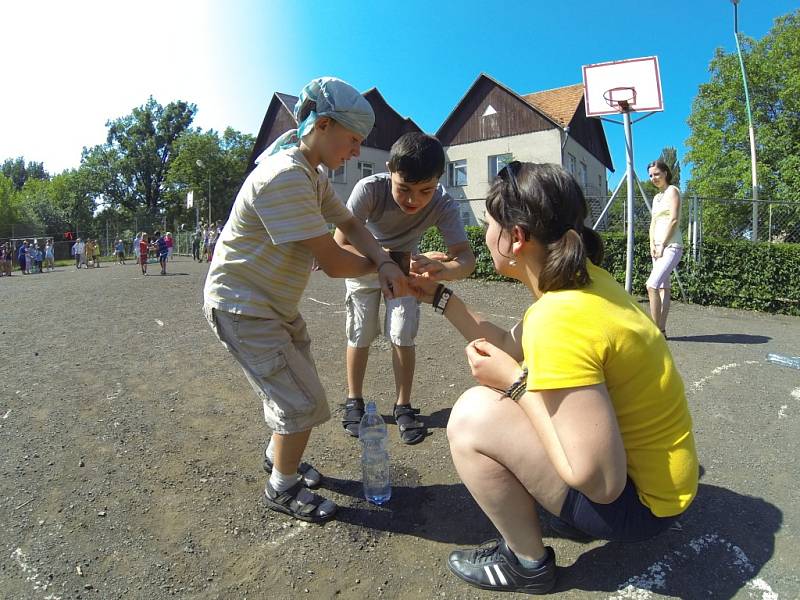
[505,367,529,402]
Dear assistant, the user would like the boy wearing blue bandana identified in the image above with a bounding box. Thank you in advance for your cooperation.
[335,133,476,444]
[203,77,409,523]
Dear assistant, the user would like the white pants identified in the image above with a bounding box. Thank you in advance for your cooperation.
[646,245,682,290]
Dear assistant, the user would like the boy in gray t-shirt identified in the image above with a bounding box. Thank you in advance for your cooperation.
[334,133,476,444]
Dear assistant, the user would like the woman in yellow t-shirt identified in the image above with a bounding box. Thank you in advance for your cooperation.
[409,162,698,595]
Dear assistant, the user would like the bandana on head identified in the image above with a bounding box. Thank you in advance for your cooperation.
[257,77,375,162]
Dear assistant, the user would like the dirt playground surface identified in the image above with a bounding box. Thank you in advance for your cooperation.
[1,257,798,599]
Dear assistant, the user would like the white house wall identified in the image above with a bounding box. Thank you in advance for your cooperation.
[442,129,608,226]
[561,137,609,227]
[329,146,390,203]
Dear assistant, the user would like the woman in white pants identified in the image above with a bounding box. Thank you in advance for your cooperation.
[646,160,682,338]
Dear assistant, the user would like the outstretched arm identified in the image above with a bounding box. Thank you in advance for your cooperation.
[408,276,523,361]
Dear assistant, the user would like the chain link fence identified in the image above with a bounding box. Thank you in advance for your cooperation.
[588,194,800,246]
[1,217,215,264]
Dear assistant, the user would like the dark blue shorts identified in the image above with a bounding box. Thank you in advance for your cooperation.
[557,477,677,542]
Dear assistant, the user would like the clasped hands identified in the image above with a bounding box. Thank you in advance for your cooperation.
[381,251,452,300]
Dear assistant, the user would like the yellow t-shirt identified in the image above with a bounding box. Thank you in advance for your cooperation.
[522,262,698,517]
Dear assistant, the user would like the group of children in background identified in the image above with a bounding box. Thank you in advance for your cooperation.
[191,224,220,262]
[133,231,171,275]
[1,239,55,275]
[70,238,104,268]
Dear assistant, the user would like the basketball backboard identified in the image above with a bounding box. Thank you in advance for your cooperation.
[582,56,663,117]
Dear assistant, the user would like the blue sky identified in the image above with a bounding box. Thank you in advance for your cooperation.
[2,0,796,189]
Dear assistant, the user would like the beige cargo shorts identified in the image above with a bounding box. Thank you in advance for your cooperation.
[204,305,330,434]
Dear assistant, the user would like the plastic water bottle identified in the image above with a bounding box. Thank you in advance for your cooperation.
[766,353,800,370]
[359,401,391,505]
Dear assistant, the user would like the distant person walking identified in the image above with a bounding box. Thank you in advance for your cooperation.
[192,230,202,262]
[154,231,168,275]
[115,239,126,264]
[139,234,149,275]
[165,232,174,261]
[45,240,55,271]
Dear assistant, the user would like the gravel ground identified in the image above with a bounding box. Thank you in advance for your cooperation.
[1,258,797,600]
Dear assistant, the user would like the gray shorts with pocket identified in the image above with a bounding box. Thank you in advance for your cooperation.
[204,305,330,434]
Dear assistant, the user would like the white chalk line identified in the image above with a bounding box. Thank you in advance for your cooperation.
[690,361,759,393]
[780,387,800,419]
[268,522,310,545]
[307,297,334,306]
[487,313,519,321]
[608,533,777,599]
[11,548,62,599]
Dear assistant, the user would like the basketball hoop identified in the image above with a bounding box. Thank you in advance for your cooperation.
[603,87,637,112]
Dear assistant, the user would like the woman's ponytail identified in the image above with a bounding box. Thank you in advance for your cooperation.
[539,228,589,292]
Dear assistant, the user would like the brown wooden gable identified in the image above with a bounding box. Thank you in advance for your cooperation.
[565,98,614,171]
[247,94,297,172]
[436,74,557,146]
[361,88,422,151]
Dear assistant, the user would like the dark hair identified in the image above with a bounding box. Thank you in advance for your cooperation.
[647,159,672,184]
[485,162,604,293]
[387,132,445,183]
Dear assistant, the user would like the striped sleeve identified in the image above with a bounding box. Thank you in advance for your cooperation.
[319,173,353,225]
[254,169,329,244]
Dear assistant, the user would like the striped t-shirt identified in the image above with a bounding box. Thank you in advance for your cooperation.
[204,147,352,321]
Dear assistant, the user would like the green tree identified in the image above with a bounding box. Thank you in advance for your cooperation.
[1,157,49,190]
[0,174,21,237]
[686,9,800,240]
[164,127,254,228]
[82,97,197,215]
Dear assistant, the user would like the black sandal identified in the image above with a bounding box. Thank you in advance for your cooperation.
[263,480,337,523]
[393,404,426,445]
[263,454,322,488]
[342,398,365,437]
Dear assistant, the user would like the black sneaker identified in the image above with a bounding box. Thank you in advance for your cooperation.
[447,538,556,594]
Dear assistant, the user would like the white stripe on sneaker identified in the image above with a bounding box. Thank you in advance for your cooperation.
[483,565,496,586]
[494,564,508,586]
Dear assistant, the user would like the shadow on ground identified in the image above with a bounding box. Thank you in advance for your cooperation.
[669,333,771,344]
[329,477,780,599]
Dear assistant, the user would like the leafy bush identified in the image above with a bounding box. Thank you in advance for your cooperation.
[419,227,800,315]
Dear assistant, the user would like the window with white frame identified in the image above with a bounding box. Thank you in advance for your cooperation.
[567,153,576,176]
[326,163,346,183]
[358,161,374,178]
[488,153,513,181]
[579,162,588,191]
[447,159,467,187]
